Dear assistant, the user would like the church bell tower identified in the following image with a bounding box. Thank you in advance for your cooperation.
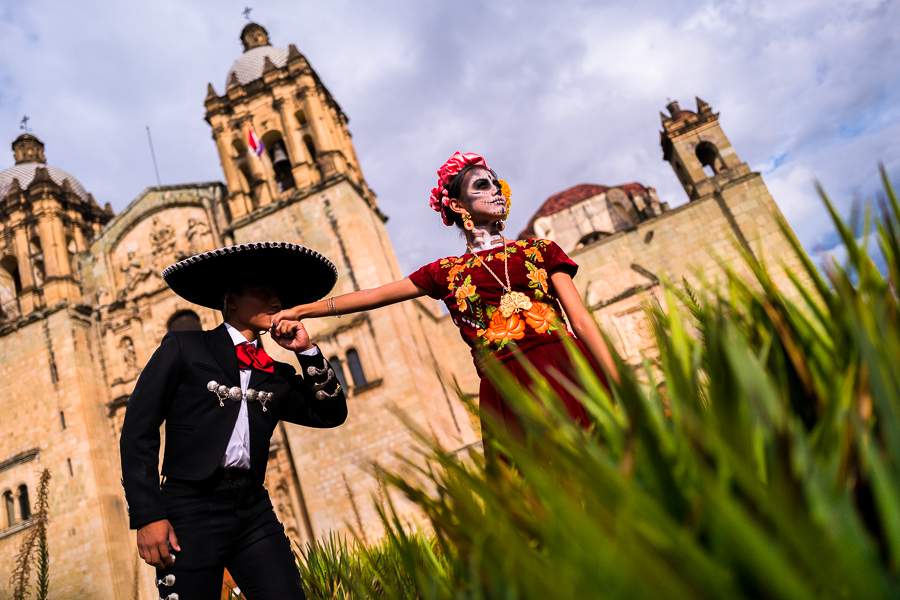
[660,97,749,201]
[0,134,111,319]
[204,21,374,226]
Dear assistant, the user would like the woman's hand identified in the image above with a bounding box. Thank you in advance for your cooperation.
[270,319,314,352]
[272,305,304,323]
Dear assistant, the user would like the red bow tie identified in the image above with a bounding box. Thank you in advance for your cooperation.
[236,343,274,373]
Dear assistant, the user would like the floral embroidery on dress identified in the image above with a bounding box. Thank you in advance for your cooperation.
[454,277,478,313]
[523,302,556,335]
[523,246,543,262]
[480,308,526,347]
[526,265,549,294]
[427,238,568,351]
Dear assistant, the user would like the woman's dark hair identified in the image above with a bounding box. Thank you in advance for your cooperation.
[441,165,497,229]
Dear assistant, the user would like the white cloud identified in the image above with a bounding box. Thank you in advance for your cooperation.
[0,0,896,279]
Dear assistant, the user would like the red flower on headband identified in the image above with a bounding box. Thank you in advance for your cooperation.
[429,152,489,226]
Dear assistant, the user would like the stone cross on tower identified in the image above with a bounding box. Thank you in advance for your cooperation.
[242,6,253,21]
[19,115,31,132]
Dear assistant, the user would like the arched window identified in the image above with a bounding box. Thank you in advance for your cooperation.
[168,310,202,332]
[576,231,610,249]
[18,485,30,521]
[696,141,725,177]
[329,356,348,390]
[346,349,367,387]
[302,134,318,162]
[0,256,21,321]
[673,160,694,196]
[3,491,14,527]
[32,260,45,286]
[29,235,45,284]
[261,131,295,192]
[66,236,78,275]
[0,256,22,294]
[295,110,308,127]
[29,236,42,258]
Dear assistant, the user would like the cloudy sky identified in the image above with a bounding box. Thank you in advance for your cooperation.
[1,0,897,276]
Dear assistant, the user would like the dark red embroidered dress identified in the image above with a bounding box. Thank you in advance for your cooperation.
[409,238,604,432]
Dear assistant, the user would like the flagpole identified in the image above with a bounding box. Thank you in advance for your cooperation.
[146,126,162,187]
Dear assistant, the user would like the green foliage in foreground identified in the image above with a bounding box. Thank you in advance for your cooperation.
[296,171,900,599]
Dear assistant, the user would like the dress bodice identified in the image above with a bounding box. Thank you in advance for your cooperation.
[409,238,578,370]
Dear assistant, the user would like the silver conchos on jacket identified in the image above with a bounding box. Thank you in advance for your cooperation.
[206,380,274,412]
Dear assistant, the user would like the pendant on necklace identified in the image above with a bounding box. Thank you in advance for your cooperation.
[499,291,532,319]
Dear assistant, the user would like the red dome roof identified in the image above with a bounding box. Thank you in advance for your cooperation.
[519,182,648,238]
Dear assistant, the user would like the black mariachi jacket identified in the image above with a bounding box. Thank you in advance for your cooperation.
[119,324,347,529]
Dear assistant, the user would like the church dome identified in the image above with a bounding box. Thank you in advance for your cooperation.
[0,135,90,202]
[226,45,289,87]
[225,22,288,87]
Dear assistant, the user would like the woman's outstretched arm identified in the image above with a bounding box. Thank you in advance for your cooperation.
[273,278,427,324]
[550,271,620,384]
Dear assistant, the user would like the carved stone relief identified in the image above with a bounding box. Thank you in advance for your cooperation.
[112,207,215,300]
[183,218,213,258]
[121,337,137,377]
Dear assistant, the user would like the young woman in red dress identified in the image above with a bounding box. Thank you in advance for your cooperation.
[272,152,617,434]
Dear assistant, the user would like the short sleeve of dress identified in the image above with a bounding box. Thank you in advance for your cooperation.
[408,260,445,300]
[540,240,579,278]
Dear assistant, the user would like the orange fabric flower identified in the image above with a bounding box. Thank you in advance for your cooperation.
[447,263,466,281]
[527,268,549,292]
[454,283,477,312]
[524,246,544,262]
[483,310,526,345]
[524,302,555,334]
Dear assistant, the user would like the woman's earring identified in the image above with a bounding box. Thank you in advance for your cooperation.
[462,212,474,231]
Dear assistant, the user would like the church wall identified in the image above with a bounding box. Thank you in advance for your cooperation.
[0,307,131,599]
[569,170,808,365]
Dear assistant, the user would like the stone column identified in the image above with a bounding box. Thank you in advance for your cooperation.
[212,129,250,221]
[12,222,37,313]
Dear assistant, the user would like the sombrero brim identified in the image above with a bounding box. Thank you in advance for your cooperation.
[161,242,337,310]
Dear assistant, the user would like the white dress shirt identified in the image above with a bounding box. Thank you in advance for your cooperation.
[219,323,319,469]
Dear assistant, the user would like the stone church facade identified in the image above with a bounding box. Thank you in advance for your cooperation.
[0,22,807,600]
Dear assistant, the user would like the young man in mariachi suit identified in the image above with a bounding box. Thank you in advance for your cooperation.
[120,242,346,600]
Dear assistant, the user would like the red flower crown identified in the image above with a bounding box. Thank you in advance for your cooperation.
[429,152,489,226]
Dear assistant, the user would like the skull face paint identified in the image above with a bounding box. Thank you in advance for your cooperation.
[461,168,507,222]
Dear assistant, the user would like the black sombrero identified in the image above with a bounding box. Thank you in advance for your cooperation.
[161,242,338,310]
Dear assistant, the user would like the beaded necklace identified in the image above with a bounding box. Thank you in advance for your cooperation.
[465,236,532,319]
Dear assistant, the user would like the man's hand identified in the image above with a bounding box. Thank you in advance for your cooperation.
[137,519,180,569]
[271,319,314,352]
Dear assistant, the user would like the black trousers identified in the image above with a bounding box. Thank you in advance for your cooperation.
[155,474,305,600]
